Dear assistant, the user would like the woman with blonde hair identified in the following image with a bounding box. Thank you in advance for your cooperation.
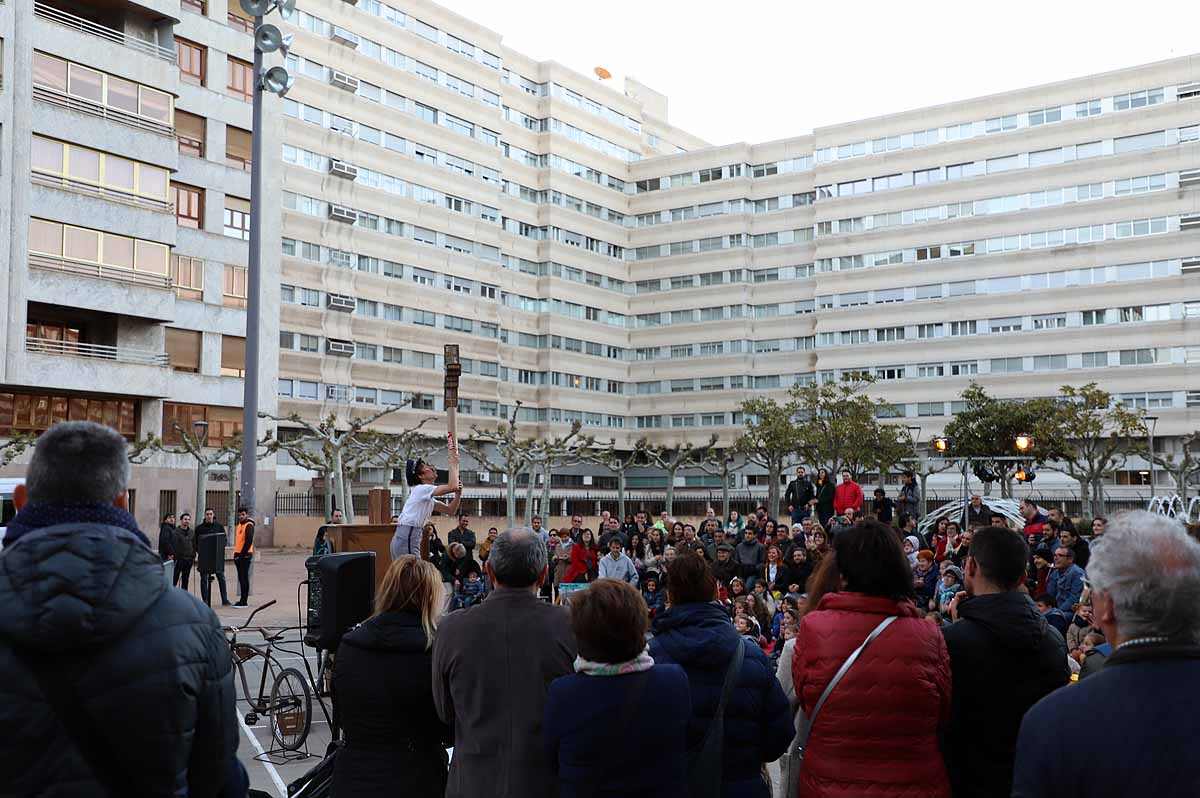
[333,555,451,796]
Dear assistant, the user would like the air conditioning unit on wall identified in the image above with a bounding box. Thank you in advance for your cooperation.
[329,160,358,180]
[326,339,354,357]
[329,71,360,93]
[326,293,355,312]
[328,205,357,224]
[330,27,360,48]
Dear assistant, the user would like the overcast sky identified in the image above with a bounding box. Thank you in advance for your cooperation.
[442,0,1200,146]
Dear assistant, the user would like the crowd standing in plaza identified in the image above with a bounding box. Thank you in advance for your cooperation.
[2,427,1199,798]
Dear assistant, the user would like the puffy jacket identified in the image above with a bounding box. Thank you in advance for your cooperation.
[793,593,951,798]
[333,611,451,796]
[0,520,237,797]
[648,602,792,798]
[832,481,864,515]
[941,592,1069,798]
[173,524,196,560]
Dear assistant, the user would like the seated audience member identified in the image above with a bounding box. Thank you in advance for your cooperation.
[642,572,666,618]
[455,569,486,609]
[334,556,451,796]
[1014,512,1200,798]
[1034,593,1071,637]
[544,579,690,798]
[913,549,940,610]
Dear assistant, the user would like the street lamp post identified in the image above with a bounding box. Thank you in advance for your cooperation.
[238,0,293,523]
[1145,415,1159,499]
[193,420,210,519]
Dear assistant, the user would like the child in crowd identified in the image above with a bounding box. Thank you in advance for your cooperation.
[913,549,940,610]
[937,565,964,615]
[455,570,485,610]
[642,572,665,618]
[903,535,920,567]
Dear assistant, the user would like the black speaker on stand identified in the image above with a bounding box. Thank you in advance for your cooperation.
[303,551,376,651]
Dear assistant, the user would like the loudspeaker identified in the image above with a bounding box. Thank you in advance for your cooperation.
[304,552,375,650]
[197,533,225,574]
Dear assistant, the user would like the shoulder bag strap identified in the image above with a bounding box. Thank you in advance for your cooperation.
[699,637,745,751]
[797,615,897,750]
[13,648,126,795]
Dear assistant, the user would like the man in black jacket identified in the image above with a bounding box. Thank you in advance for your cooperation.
[0,421,240,796]
[784,466,815,525]
[942,525,1069,798]
[448,513,478,562]
[196,508,232,606]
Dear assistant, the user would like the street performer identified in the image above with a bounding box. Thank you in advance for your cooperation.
[391,345,464,560]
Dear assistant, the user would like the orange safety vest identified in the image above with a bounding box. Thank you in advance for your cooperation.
[235,520,254,554]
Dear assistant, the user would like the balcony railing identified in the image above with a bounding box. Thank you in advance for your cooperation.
[34,2,176,63]
[29,252,174,289]
[33,85,174,137]
[32,172,174,212]
[227,12,254,34]
[27,337,170,367]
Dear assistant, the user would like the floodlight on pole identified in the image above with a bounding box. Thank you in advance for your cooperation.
[1015,433,1033,452]
[255,24,293,56]
[932,436,951,453]
[260,65,294,96]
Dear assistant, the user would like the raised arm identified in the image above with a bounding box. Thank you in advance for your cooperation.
[432,451,460,498]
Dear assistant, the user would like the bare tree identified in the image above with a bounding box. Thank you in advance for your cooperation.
[695,449,746,520]
[1147,431,1200,500]
[459,404,538,527]
[646,435,719,517]
[735,396,800,516]
[528,422,595,521]
[350,420,439,505]
[585,438,648,520]
[0,432,36,467]
[259,403,409,523]
[153,421,266,522]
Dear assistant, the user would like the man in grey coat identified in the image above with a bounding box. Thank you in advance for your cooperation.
[433,527,577,798]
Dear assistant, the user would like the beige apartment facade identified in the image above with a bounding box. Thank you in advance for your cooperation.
[271,0,1199,503]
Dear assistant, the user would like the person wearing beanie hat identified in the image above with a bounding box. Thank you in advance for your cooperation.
[391,453,462,561]
[937,565,964,614]
[711,543,739,590]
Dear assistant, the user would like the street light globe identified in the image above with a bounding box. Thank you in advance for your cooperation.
[1015,433,1032,452]
[932,436,950,452]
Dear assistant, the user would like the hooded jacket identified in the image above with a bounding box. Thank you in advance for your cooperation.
[0,515,237,797]
[734,538,766,581]
[941,592,1069,798]
[333,611,451,796]
[648,602,792,798]
[793,593,952,798]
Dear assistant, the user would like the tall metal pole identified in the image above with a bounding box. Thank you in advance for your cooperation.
[239,15,265,518]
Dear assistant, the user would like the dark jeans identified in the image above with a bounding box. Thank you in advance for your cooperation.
[173,559,193,591]
[200,569,230,605]
[790,506,811,525]
[234,554,252,604]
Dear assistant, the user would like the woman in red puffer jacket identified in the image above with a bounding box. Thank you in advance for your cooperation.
[792,520,951,798]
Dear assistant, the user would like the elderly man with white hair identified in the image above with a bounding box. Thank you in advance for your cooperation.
[1012,511,1200,798]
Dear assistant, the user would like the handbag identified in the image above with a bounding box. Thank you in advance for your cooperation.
[783,615,897,797]
[687,637,746,798]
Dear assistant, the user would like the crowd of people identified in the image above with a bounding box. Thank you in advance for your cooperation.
[2,422,1199,798]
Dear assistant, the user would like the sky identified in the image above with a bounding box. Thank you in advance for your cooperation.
[440,0,1200,147]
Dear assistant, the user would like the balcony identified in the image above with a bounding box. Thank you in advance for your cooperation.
[227,11,254,34]
[34,2,176,63]
[31,172,173,213]
[27,337,169,367]
[30,252,173,289]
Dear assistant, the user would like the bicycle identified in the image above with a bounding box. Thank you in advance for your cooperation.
[223,599,313,751]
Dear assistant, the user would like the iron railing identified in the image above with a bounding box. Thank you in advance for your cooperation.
[34,2,176,62]
[27,336,170,367]
[32,85,174,137]
[29,252,173,289]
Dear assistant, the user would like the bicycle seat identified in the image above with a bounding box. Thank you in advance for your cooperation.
[258,628,285,643]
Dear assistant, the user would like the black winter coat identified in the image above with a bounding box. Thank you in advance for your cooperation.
[333,611,451,797]
[648,602,792,798]
[0,521,237,797]
[941,591,1070,798]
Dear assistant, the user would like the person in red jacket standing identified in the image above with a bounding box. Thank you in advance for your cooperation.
[832,469,864,521]
[793,520,952,798]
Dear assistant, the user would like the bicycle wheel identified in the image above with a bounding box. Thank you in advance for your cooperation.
[268,667,312,751]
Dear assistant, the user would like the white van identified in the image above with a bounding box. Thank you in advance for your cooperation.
[0,478,25,549]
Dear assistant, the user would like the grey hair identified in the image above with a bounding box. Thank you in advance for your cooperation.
[26,421,130,504]
[1087,512,1200,643]
[487,526,547,588]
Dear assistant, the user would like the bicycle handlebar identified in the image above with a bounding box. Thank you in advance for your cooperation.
[243,599,277,627]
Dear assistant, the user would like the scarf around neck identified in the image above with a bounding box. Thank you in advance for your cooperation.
[4,500,151,548]
[574,645,655,676]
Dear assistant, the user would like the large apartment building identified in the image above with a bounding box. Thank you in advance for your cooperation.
[272,0,1199,502]
[3,0,1197,531]
[0,0,278,531]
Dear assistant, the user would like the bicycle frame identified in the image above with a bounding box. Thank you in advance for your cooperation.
[225,600,282,714]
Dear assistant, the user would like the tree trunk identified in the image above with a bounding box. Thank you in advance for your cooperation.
[617,470,627,520]
[524,469,536,525]
[334,450,354,523]
[540,462,553,523]
[1091,479,1105,518]
[721,470,731,519]
[195,463,208,520]
[665,468,676,517]
[341,469,356,524]
[767,461,781,517]
[1001,476,1013,499]
[227,461,240,541]
[323,472,335,521]
[505,471,518,527]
